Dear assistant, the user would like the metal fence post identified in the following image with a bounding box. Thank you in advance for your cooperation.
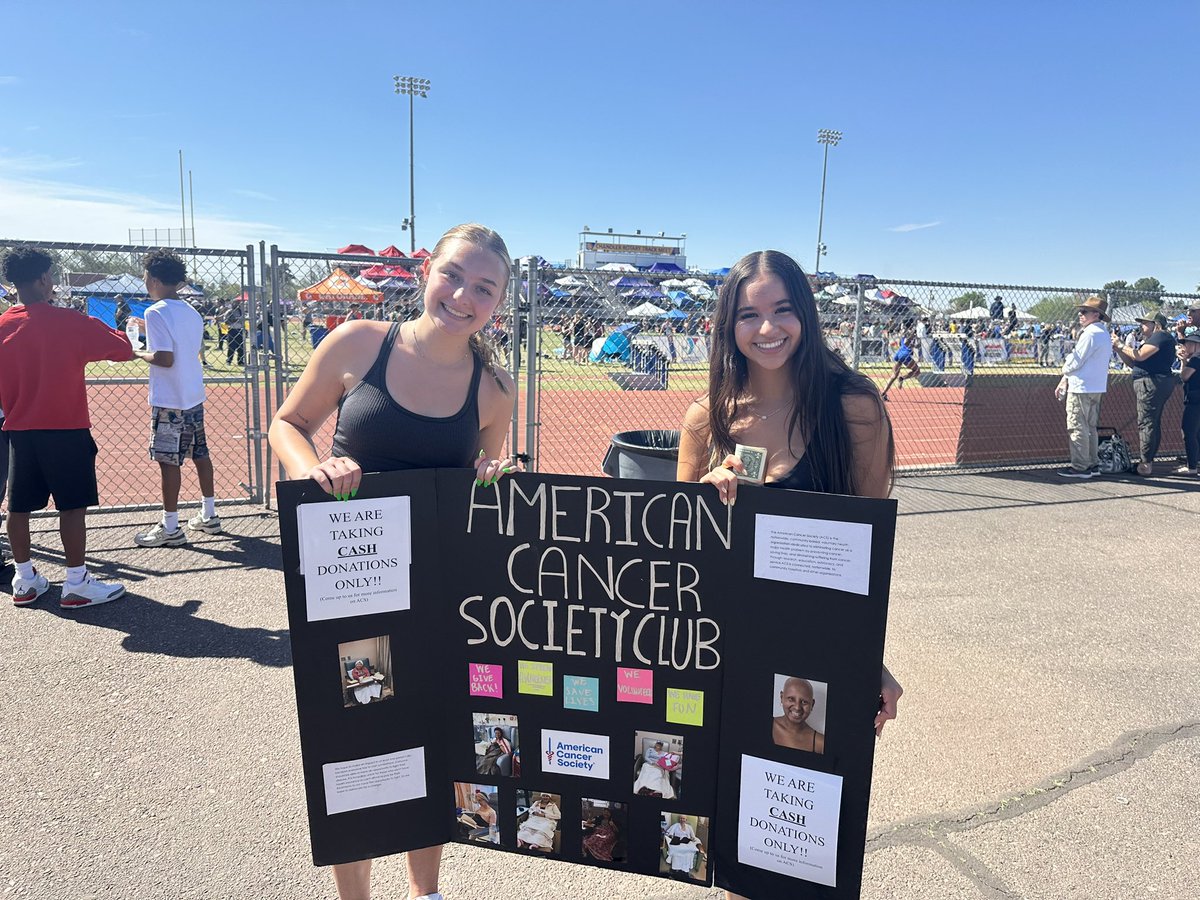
[524,261,540,472]
[245,245,265,504]
[852,283,864,371]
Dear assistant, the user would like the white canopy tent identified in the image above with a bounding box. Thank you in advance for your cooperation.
[597,263,638,273]
[949,306,992,320]
[627,301,668,317]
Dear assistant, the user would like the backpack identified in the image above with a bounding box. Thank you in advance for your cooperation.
[1097,428,1133,474]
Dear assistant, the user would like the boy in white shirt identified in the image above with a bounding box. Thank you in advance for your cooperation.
[132,250,222,545]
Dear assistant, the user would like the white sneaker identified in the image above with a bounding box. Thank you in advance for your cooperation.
[60,575,126,609]
[186,513,223,534]
[134,522,188,547]
[12,570,50,606]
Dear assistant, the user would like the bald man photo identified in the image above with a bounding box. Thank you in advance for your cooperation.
[772,675,826,754]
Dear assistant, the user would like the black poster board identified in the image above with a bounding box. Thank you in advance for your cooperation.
[278,469,895,896]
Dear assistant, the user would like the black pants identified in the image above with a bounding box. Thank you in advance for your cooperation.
[0,418,9,510]
[1133,374,1176,461]
[226,328,245,365]
[1182,403,1200,469]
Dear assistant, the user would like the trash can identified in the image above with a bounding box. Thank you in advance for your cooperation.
[601,429,681,480]
[309,326,328,348]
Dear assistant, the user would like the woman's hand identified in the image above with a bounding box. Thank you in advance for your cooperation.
[875,664,903,736]
[303,456,362,500]
[698,454,744,506]
[475,450,517,487]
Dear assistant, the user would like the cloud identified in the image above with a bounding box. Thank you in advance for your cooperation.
[0,76,19,86]
[887,221,941,233]
[231,188,277,202]
[0,172,310,249]
[0,152,82,173]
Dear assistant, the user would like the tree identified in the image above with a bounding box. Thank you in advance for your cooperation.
[1029,295,1079,323]
[1104,277,1164,309]
[947,290,985,312]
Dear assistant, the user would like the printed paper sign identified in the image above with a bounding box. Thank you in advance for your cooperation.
[322,747,427,816]
[541,729,610,779]
[468,663,503,699]
[563,675,599,712]
[298,496,413,621]
[519,660,554,696]
[737,754,842,887]
[753,514,872,597]
[616,667,654,704]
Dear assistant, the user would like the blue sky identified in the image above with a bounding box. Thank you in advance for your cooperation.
[1,1,1197,290]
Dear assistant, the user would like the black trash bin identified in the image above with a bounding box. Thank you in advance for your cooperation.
[601,429,681,480]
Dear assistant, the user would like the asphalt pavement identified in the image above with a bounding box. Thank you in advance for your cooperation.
[1,467,1197,900]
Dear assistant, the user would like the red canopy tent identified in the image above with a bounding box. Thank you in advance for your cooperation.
[360,264,415,280]
[337,244,375,256]
[378,245,406,258]
[412,248,431,258]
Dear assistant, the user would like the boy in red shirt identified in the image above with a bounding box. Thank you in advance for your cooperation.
[0,248,134,608]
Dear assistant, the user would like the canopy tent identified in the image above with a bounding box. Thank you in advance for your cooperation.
[1110,303,1149,325]
[628,301,668,317]
[77,274,148,296]
[554,275,591,287]
[622,287,667,300]
[378,245,406,258]
[411,248,431,258]
[682,278,712,288]
[337,244,375,256]
[597,263,637,273]
[832,297,860,307]
[822,283,850,297]
[177,283,205,297]
[660,279,688,289]
[588,323,639,363]
[647,262,685,273]
[949,306,991,320]
[685,284,715,300]
[1014,310,1037,321]
[298,267,384,303]
[608,275,652,288]
[659,308,688,320]
[360,264,415,280]
[865,288,909,305]
[87,297,153,328]
[709,267,731,276]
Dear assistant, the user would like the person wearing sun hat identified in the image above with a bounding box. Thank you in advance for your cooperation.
[1055,296,1113,478]
[1111,311,1177,475]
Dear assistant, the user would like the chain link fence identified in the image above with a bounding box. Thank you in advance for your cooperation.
[0,239,267,531]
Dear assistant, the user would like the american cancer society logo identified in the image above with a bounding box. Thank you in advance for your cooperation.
[541,729,610,779]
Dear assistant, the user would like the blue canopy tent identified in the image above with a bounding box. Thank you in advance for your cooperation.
[588,323,638,363]
[659,308,688,320]
[709,267,731,277]
[608,275,652,289]
[622,287,668,301]
[87,297,153,327]
[647,262,685,273]
[667,290,702,310]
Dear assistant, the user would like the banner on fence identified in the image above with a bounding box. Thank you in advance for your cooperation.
[278,470,896,898]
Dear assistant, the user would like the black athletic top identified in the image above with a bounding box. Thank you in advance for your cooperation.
[1184,358,1200,404]
[764,452,818,492]
[331,323,483,472]
[1131,331,1177,378]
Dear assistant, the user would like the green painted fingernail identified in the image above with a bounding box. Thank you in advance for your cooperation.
[474,479,482,487]
[478,450,485,458]
[350,488,358,499]
[502,465,516,473]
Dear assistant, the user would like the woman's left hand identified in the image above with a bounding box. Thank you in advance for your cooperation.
[475,450,517,486]
[875,664,903,736]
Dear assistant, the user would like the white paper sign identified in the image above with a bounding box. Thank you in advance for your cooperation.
[322,747,427,816]
[541,729,610,779]
[737,754,842,887]
[297,496,412,621]
[753,514,872,596]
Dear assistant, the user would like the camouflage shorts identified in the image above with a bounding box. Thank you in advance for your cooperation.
[149,404,210,466]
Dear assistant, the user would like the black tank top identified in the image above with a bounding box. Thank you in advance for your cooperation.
[331,323,484,473]
[764,452,818,492]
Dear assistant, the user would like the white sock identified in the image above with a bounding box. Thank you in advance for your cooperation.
[202,497,216,519]
[66,565,87,585]
[15,560,35,581]
[164,510,180,532]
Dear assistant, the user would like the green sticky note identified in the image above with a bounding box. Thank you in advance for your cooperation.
[518,660,554,696]
[666,687,704,726]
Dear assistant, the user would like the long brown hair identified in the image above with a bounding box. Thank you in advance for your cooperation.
[706,250,894,496]
[425,223,512,392]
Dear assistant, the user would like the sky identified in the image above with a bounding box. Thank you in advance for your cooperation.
[1,1,1197,291]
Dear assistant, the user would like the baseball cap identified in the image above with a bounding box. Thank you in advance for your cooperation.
[1134,312,1168,328]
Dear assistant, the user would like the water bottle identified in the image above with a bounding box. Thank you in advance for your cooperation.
[126,319,141,350]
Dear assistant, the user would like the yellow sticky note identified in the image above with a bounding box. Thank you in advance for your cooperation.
[518,660,554,696]
[666,688,704,726]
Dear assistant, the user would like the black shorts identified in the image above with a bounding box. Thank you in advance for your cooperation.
[7,428,99,513]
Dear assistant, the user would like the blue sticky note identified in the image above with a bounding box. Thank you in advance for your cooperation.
[562,675,600,712]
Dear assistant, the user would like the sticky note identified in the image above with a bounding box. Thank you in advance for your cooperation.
[563,675,600,712]
[616,667,654,704]
[518,660,554,696]
[666,687,704,726]
[468,663,502,698]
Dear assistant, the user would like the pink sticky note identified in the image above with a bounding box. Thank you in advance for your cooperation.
[616,667,653,704]
[469,663,503,699]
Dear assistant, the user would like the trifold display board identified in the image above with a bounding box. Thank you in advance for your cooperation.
[278,469,896,898]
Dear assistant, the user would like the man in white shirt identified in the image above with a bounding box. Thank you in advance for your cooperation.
[132,250,222,545]
[1055,296,1112,478]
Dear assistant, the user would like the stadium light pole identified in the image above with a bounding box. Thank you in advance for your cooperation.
[393,75,431,254]
[814,129,841,274]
